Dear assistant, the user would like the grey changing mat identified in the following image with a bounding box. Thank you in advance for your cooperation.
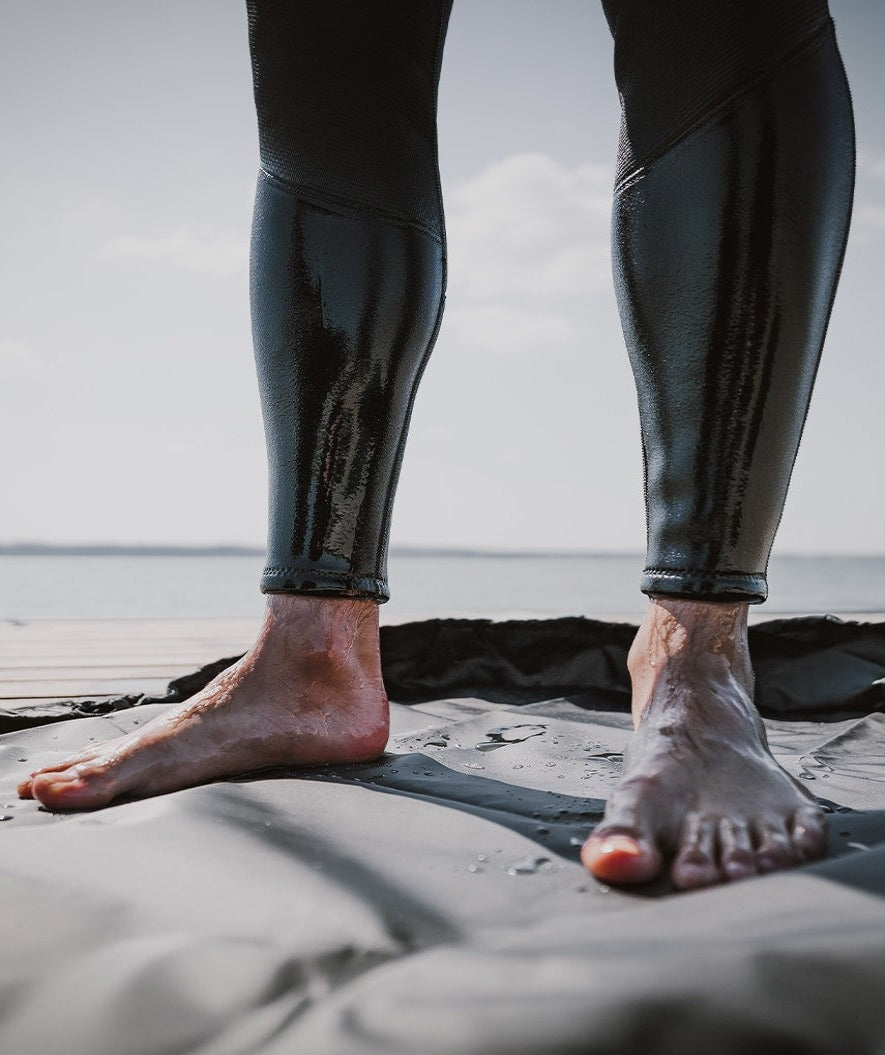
[1,616,884,1054]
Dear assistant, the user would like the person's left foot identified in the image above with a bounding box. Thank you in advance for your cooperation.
[581,599,828,890]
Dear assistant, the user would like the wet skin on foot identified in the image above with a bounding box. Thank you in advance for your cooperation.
[581,598,827,891]
[18,595,390,810]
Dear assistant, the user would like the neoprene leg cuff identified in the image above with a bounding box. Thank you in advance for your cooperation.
[641,569,768,605]
[261,565,390,603]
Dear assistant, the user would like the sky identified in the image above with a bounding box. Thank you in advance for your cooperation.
[1,0,884,555]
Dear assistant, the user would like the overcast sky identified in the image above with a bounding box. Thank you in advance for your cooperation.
[1,1,883,555]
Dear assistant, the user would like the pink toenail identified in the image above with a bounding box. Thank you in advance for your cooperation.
[598,836,642,857]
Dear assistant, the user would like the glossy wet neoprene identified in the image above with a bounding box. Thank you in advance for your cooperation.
[246,0,853,604]
[247,1,451,601]
[605,0,855,602]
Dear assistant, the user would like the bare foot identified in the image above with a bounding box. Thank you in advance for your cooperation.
[581,598,827,890]
[18,595,389,810]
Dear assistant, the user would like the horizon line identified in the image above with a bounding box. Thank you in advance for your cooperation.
[1,543,884,560]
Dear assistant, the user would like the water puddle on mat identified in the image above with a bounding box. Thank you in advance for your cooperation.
[475,724,547,752]
[507,855,553,876]
[797,754,834,781]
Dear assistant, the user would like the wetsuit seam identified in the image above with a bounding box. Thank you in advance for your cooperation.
[263,565,387,588]
[258,167,443,246]
[644,568,765,580]
[614,17,833,196]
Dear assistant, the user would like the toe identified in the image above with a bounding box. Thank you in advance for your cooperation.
[583,787,665,885]
[790,804,828,863]
[30,765,118,810]
[18,751,102,798]
[754,819,796,874]
[672,814,720,890]
[582,830,663,885]
[718,818,757,882]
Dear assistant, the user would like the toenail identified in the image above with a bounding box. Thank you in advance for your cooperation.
[597,836,642,857]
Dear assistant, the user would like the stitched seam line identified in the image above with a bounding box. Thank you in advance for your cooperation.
[644,568,765,580]
[258,168,443,246]
[263,564,386,585]
[614,17,832,196]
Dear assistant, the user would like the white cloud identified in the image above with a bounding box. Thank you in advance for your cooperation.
[867,156,885,181]
[103,229,248,278]
[446,152,613,304]
[444,303,575,356]
[442,153,614,356]
[0,339,51,381]
[855,205,885,233]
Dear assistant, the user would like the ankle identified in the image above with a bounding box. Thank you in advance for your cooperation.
[257,593,382,668]
[628,597,754,720]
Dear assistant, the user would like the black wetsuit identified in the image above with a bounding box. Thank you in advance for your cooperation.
[245,0,854,605]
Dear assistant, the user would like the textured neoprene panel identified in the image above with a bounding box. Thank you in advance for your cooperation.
[602,0,832,183]
[609,15,855,602]
[247,0,451,237]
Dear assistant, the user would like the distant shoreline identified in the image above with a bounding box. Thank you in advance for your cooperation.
[0,544,883,560]
[0,543,641,559]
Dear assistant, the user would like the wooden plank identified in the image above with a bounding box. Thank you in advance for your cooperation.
[0,677,175,699]
[0,675,176,700]
[0,666,197,680]
[0,619,253,705]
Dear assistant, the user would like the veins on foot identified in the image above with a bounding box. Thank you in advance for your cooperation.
[581,599,827,890]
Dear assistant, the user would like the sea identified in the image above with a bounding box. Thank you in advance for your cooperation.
[2,552,884,623]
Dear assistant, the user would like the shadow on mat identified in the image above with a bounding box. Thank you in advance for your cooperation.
[218,755,885,899]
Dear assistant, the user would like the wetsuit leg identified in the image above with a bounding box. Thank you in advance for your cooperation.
[602,0,855,603]
[246,1,453,602]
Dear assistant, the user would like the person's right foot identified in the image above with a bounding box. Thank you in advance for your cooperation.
[18,594,389,810]
[581,599,828,890]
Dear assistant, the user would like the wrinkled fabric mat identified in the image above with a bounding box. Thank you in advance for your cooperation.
[1,617,885,1054]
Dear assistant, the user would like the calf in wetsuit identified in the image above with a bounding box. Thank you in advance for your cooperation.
[20,1,855,891]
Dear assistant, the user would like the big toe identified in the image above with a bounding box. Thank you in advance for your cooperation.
[582,831,663,885]
[30,765,118,810]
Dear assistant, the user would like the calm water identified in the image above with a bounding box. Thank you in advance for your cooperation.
[2,553,884,622]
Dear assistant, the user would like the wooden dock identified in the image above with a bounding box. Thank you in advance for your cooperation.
[0,618,256,711]
[2,612,882,713]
